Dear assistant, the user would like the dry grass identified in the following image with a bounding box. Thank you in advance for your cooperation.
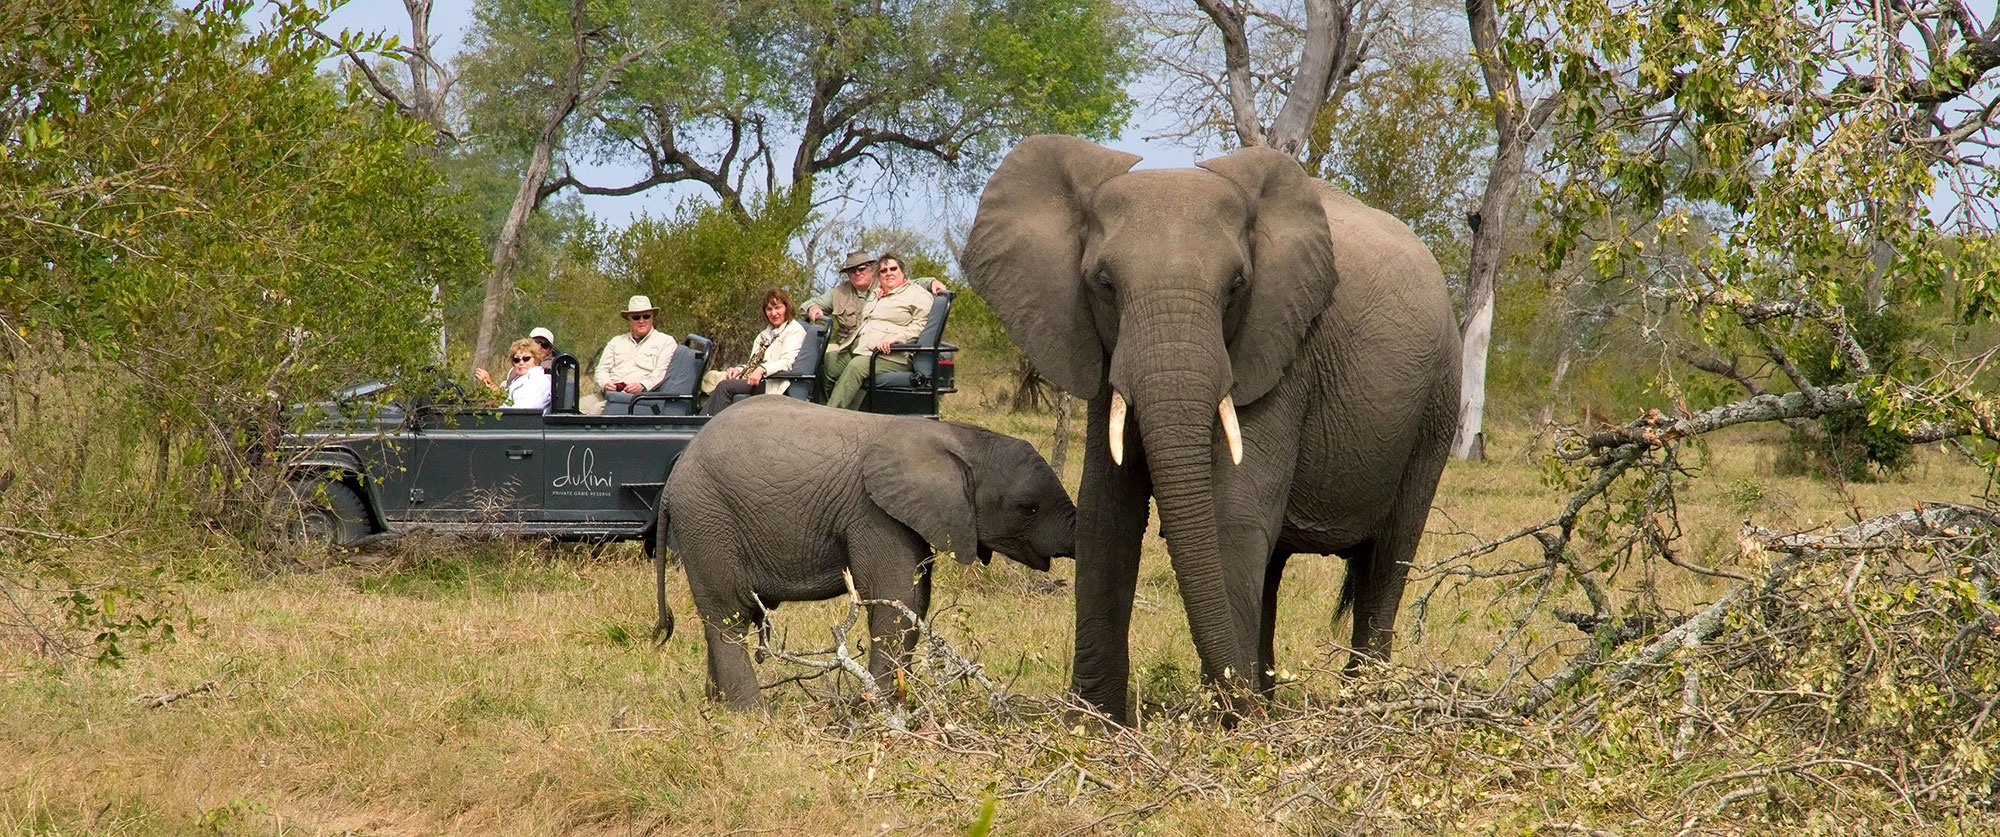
[1,409,1996,835]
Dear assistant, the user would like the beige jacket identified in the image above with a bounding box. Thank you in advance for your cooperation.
[593,330,676,391]
[847,280,932,366]
[740,319,808,395]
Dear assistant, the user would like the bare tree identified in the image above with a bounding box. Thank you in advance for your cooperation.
[1144,0,1380,153]
[314,0,462,147]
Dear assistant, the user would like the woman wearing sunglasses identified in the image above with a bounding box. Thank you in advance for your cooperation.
[475,338,552,410]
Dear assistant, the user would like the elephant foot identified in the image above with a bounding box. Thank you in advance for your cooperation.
[1059,703,1126,733]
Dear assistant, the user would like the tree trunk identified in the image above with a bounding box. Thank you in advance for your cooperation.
[470,0,591,375]
[1538,336,1574,430]
[1050,392,1073,473]
[1453,288,1494,460]
[473,138,563,374]
[1452,0,1556,461]
[1011,356,1045,413]
[1195,0,1365,155]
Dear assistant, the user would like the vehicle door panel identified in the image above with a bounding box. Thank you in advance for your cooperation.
[400,408,547,522]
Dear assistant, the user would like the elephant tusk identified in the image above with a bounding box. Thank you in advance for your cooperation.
[1219,396,1242,465]
[1108,391,1127,466]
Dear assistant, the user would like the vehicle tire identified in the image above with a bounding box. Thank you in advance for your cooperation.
[284,479,372,548]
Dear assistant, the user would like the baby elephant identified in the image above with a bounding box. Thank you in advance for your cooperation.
[655,396,1076,709]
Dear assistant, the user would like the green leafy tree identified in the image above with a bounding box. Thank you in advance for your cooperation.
[1514,0,2000,446]
[604,190,815,365]
[538,0,1141,209]
[0,0,483,527]
[1310,53,1488,277]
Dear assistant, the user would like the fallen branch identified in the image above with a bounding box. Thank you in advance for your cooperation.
[132,680,214,709]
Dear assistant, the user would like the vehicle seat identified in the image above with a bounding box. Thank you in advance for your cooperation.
[630,338,707,416]
[862,291,956,417]
[748,322,827,403]
[549,352,581,414]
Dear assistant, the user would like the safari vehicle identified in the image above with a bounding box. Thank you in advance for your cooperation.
[278,296,958,548]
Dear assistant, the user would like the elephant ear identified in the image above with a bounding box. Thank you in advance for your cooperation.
[1197,147,1337,405]
[962,135,1140,398]
[862,432,982,565]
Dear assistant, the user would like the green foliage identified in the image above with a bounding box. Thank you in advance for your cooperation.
[1510,0,2000,456]
[606,190,815,363]
[463,0,1141,207]
[1779,301,1921,480]
[1311,55,1488,275]
[0,0,482,540]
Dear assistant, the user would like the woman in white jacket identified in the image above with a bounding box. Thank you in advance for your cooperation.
[475,338,552,410]
[703,287,807,416]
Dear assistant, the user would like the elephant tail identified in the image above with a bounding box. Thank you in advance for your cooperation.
[1335,556,1361,623]
[652,509,675,644]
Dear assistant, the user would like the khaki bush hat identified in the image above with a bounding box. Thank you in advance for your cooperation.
[622,295,658,316]
[529,327,555,343]
[837,250,877,272]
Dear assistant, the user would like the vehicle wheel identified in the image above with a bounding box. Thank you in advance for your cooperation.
[283,480,372,548]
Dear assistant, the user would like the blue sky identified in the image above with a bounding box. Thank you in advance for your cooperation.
[318,0,1201,232]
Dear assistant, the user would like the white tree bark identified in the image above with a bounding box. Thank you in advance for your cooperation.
[1453,290,1493,459]
[1451,0,1556,461]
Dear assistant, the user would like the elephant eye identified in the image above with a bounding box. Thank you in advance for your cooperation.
[1092,270,1114,294]
[1228,273,1247,294]
[1021,502,1039,516]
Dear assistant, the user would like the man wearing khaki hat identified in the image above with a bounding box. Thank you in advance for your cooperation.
[590,295,676,415]
[802,249,880,351]
[803,249,949,367]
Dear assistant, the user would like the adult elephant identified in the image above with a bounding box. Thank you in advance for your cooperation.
[962,135,1460,723]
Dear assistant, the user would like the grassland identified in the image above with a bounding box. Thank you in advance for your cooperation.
[2,409,1995,835]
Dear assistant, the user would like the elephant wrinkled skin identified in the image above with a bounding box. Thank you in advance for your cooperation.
[656,396,1076,709]
[962,135,1461,723]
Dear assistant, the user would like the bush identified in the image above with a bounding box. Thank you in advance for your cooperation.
[605,191,814,364]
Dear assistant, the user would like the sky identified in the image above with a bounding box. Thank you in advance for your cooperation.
[317,0,1202,233]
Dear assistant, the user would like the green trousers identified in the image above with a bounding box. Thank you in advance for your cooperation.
[822,349,910,410]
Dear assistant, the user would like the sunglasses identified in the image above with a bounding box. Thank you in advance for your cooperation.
[628,313,653,321]
[511,355,536,363]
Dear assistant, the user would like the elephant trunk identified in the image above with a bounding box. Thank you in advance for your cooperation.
[1110,301,1249,693]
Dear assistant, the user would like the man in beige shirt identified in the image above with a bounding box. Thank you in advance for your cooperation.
[593,295,677,415]
[822,254,933,410]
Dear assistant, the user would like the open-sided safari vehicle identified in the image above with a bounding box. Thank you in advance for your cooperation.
[278,301,958,549]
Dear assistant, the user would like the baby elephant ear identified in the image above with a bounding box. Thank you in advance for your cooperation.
[862,434,982,565]
[1197,146,1336,406]
[963,135,1140,399]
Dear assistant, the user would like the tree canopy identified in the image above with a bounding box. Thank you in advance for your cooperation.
[457,0,1143,209]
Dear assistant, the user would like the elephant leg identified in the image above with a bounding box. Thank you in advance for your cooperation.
[1258,550,1291,695]
[861,566,932,699]
[848,524,932,698]
[701,610,763,709]
[680,537,766,709]
[1346,432,1451,666]
[1071,392,1152,725]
